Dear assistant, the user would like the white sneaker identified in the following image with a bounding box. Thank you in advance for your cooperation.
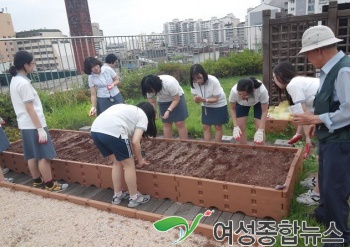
[4,178,14,183]
[128,193,150,208]
[296,190,320,206]
[2,168,9,175]
[111,191,129,205]
[300,176,317,189]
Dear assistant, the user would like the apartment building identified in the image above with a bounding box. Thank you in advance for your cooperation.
[16,29,75,71]
[0,9,16,73]
[163,13,240,48]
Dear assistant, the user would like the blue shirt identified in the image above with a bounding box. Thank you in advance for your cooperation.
[319,51,350,132]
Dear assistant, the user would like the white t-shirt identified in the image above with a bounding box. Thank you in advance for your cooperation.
[88,65,120,97]
[10,74,47,129]
[146,75,184,102]
[190,75,227,108]
[228,83,269,106]
[91,104,148,139]
[286,76,319,113]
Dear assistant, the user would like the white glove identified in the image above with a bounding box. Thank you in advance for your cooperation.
[89,106,96,116]
[233,126,242,140]
[254,129,264,144]
[37,127,48,144]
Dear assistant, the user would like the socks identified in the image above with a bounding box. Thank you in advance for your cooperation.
[114,191,123,197]
[45,180,54,188]
[130,193,139,200]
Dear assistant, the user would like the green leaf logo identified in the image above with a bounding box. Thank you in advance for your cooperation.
[153,209,214,244]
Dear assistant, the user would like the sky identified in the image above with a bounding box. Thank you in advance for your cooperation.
[1,0,262,36]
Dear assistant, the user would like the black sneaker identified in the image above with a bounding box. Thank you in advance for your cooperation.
[308,212,325,226]
[33,180,45,188]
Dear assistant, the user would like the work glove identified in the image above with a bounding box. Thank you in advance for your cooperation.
[37,127,48,144]
[89,106,96,116]
[288,133,303,144]
[232,126,242,140]
[254,129,264,144]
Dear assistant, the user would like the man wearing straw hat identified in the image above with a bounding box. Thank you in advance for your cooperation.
[292,25,350,247]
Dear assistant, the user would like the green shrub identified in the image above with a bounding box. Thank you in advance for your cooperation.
[156,63,191,85]
[0,93,17,127]
[119,66,157,100]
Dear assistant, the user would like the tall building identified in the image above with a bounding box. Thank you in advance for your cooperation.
[163,13,240,48]
[0,9,16,73]
[16,29,75,71]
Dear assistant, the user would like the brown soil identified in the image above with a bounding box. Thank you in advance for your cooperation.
[7,129,295,188]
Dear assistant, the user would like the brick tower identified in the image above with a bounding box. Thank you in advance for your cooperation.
[64,0,96,74]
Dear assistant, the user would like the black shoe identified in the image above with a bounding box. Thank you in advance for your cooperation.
[308,212,325,225]
[323,243,349,247]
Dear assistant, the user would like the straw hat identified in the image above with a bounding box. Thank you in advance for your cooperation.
[298,25,342,54]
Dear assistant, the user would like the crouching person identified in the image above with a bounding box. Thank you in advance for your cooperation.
[90,102,157,207]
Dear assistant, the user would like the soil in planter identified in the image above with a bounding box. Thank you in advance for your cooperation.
[7,129,296,188]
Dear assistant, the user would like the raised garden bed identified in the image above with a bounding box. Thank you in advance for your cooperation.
[1,129,303,221]
[265,118,298,133]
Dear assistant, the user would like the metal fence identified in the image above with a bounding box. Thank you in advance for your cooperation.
[0,25,262,94]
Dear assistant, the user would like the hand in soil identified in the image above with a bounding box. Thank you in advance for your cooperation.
[136,159,150,168]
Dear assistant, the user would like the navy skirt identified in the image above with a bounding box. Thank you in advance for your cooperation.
[158,95,189,123]
[201,105,229,126]
[96,93,125,116]
[0,127,10,152]
[20,127,56,160]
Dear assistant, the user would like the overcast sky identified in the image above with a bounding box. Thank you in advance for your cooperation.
[1,0,262,36]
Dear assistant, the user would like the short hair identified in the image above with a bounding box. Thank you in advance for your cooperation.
[105,54,118,64]
[136,102,157,138]
[189,64,208,89]
[84,57,102,75]
[141,75,163,98]
[237,77,262,94]
[9,51,34,76]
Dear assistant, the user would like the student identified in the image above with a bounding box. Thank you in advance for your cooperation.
[273,61,321,206]
[104,53,119,69]
[84,57,124,116]
[0,117,14,183]
[273,61,319,155]
[9,50,68,192]
[90,102,156,207]
[293,25,350,246]
[141,75,188,139]
[189,64,229,142]
[228,77,269,145]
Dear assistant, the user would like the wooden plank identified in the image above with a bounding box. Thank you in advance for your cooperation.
[10,173,30,183]
[136,197,157,211]
[61,183,85,195]
[153,199,174,215]
[76,186,101,198]
[61,183,80,194]
[143,198,168,213]
[183,205,202,221]
[231,212,245,230]
[18,177,33,185]
[174,203,193,218]
[163,202,182,216]
[68,185,92,197]
[85,188,107,200]
[216,211,234,225]
[95,189,113,203]
[202,207,222,226]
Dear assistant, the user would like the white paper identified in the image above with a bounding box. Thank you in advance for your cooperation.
[289,103,304,114]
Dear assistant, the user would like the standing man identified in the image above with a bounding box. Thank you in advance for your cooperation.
[293,25,350,247]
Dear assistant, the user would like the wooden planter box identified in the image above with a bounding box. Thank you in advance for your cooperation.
[0,129,303,221]
[265,119,298,133]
